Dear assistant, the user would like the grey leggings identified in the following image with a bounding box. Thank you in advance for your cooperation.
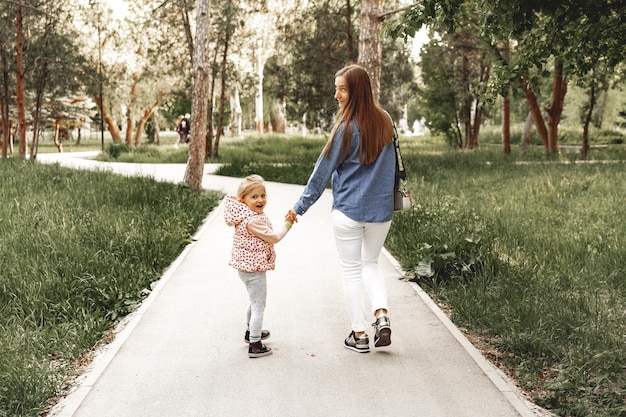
[238,270,267,343]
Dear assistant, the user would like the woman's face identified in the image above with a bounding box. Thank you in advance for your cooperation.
[334,76,349,109]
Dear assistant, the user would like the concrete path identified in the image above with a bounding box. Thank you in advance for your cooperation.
[40,152,548,417]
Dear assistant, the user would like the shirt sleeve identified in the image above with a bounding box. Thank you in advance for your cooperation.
[292,123,345,216]
[246,219,291,244]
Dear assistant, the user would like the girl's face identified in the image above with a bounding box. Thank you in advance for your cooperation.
[334,75,349,109]
[240,185,267,214]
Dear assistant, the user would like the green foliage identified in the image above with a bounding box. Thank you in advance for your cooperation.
[0,160,221,416]
[416,40,459,143]
[380,36,419,122]
[273,0,416,129]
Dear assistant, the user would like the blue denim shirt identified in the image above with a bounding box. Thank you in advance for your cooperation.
[293,120,395,223]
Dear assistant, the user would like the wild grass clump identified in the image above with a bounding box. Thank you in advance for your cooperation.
[0,160,221,417]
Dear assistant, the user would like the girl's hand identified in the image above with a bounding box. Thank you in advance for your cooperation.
[285,209,298,223]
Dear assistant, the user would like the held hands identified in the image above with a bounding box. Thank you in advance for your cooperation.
[285,209,298,224]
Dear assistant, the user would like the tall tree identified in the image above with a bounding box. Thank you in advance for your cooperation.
[0,2,14,159]
[358,0,384,102]
[184,0,211,192]
[15,5,27,158]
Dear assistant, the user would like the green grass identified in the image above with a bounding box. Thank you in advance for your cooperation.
[387,142,626,417]
[11,133,626,417]
[213,134,626,417]
[0,160,221,417]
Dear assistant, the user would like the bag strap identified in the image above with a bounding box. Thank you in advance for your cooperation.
[393,123,406,180]
[386,112,406,190]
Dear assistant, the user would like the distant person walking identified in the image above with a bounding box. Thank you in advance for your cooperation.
[224,175,294,358]
[286,64,396,353]
[174,113,190,148]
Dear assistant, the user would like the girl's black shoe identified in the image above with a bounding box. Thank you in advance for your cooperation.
[248,341,272,358]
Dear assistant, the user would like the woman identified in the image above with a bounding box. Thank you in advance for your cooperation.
[287,64,396,353]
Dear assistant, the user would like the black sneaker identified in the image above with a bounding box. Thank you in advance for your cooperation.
[344,331,370,353]
[244,330,270,343]
[373,316,391,347]
[248,341,272,358]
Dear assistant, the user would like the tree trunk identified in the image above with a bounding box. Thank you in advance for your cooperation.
[520,111,533,155]
[271,100,286,133]
[134,92,165,146]
[358,0,384,102]
[16,6,27,159]
[1,41,9,159]
[501,41,511,154]
[545,58,567,156]
[181,7,194,63]
[254,42,264,133]
[215,21,231,158]
[346,0,355,60]
[581,82,596,160]
[230,86,242,137]
[461,49,472,149]
[184,0,211,192]
[521,78,549,151]
[502,90,511,154]
[126,74,139,145]
[30,53,49,161]
[95,96,122,142]
[206,39,221,157]
[53,120,63,153]
[151,110,160,145]
[594,90,608,128]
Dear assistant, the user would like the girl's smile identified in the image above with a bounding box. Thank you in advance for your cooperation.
[240,185,267,214]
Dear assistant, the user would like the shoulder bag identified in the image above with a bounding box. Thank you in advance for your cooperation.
[391,118,413,212]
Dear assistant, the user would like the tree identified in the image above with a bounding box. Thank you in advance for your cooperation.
[391,0,626,156]
[27,0,90,159]
[15,4,26,158]
[358,0,384,102]
[183,0,211,192]
[276,0,355,130]
[273,0,414,130]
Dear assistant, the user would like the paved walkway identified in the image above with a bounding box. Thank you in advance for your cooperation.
[40,152,548,417]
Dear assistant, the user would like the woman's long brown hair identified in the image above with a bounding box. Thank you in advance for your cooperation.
[323,64,394,164]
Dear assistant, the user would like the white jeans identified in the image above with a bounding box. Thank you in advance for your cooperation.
[332,209,392,332]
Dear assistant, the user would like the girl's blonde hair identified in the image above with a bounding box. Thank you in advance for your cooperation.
[323,64,394,164]
[236,174,265,198]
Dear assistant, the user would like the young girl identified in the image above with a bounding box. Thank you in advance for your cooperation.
[224,175,293,358]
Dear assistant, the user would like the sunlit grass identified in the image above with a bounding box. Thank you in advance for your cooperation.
[212,134,626,417]
[14,131,626,417]
[386,139,626,417]
[0,160,221,416]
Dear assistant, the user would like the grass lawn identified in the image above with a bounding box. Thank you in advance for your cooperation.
[0,160,221,417]
[4,130,625,417]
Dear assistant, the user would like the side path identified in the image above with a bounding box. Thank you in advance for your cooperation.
[42,153,548,417]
